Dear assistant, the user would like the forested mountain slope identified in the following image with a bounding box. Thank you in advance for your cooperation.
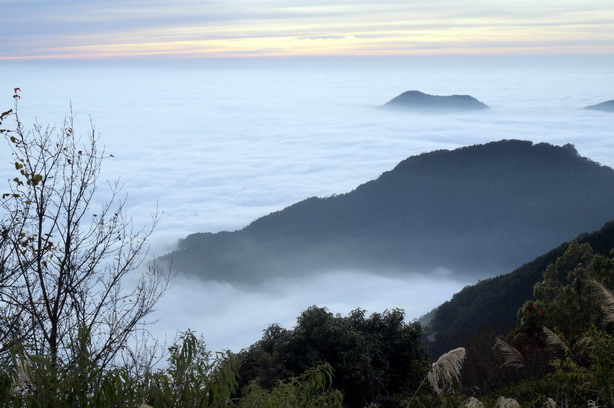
[426,220,614,358]
[163,140,614,283]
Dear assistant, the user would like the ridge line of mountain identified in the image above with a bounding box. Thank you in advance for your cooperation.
[424,218,614,358]
[161,139,614,284]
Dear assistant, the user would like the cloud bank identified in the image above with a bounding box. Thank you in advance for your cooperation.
[1,56,614,350]
[151,271,466,352]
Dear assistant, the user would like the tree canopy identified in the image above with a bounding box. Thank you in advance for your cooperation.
[238,307,429,408]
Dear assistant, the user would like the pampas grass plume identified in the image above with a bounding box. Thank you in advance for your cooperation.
[427,347,466,395]
[462,397,485,408]
[494,338,525,368]
[495,396,520,407]
[542,327,569,353]
[588,279,614,323]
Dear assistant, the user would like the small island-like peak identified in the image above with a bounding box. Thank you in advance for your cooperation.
[383,90,489,112]
[584,99,614,112]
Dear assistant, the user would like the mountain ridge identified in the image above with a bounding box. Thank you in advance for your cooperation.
[424,219,614,357]
[584,99,614,112]
[163,140,614,283]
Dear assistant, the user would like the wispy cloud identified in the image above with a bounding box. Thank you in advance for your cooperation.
[2,0,613,59]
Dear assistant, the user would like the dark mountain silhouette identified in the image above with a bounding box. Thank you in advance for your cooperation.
[584,99,614,112]
[425,219,614,358]
[162,140,614,283]
[383,90,489,112]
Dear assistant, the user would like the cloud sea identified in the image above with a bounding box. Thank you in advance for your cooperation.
[1,56,613,351]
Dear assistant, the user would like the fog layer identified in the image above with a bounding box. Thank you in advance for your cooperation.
[1,56,613,351]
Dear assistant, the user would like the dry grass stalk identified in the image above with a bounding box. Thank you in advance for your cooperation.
[495,396,520,407]
[16,360,30,388]
[462,396,485,408]
[11,359,31,394]
[494,338,525,368]
[574,335,593,358]
[587,279,614,323]
[427,347,466,395]
[542,327,570,353]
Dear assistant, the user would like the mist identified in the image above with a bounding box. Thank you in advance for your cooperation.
[1,55,613,351]
[151,270,467,352]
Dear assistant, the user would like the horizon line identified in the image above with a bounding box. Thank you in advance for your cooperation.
[3,50,614,62]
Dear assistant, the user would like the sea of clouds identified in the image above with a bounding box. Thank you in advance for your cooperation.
[1,55,613,351]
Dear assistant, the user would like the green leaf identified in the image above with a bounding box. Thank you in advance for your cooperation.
[0,109,11,120]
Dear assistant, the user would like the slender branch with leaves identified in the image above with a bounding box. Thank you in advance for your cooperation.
[0,93,169,373]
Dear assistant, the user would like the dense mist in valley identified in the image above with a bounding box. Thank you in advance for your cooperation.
[2,57,614,352]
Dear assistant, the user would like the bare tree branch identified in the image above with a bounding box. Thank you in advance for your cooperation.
[0,98,170,369]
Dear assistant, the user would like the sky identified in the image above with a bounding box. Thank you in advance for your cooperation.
[2,0,614,59]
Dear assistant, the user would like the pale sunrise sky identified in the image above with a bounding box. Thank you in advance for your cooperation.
[2,0,614,59]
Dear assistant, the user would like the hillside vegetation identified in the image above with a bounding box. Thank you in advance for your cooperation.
[426,219,614,359]
[164,140,614,283]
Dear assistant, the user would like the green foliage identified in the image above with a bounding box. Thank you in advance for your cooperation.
[427,221,614,361]
[0,327,143,407]
[144,330,238,408]
[516,241,614,341]
[0,329,239,408]
[239,307,429,408]
[414,242,614,406]
[0,108,12,134]
[589,328,614,401]
[1,98,241,407]
[479,242,614,406]
[236,363,342,408]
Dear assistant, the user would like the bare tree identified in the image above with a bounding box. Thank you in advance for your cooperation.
[0,101,29,355]
[0,93,169,369]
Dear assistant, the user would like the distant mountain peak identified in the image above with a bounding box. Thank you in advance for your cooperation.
[383,90,489,112]
[584,99,614,112]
